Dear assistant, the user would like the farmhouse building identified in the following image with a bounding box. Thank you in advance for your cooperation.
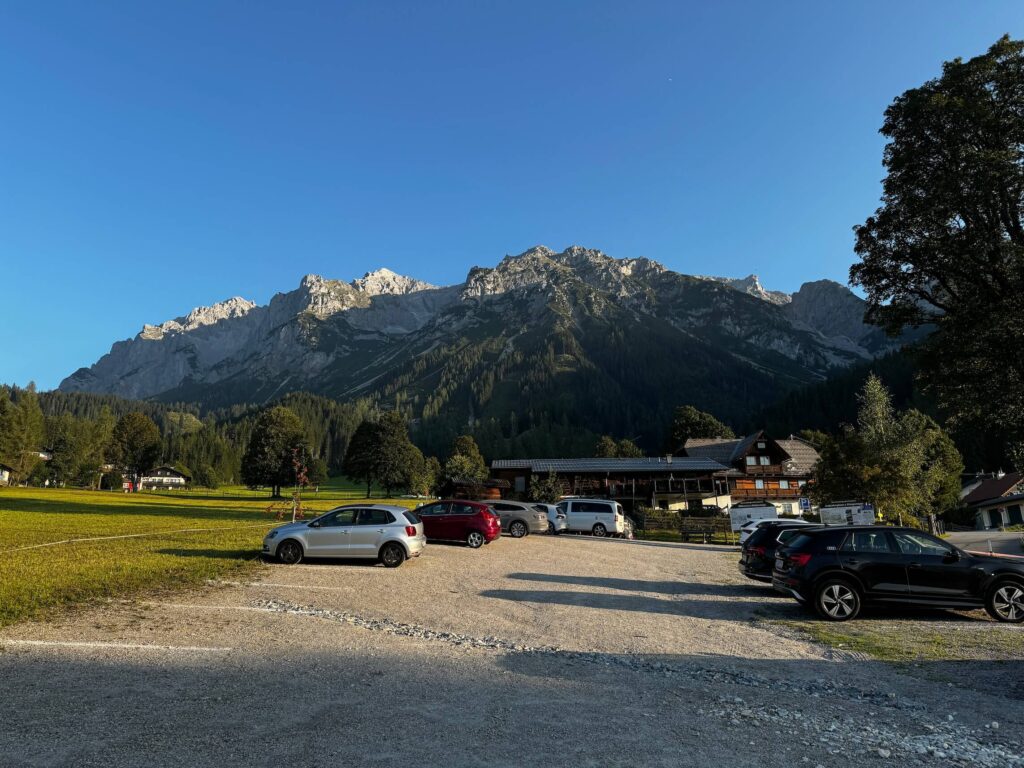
[490,457,732,512]
[683,431,820,516]
[0,462,13,486]
[962,471,1024,529]
[138,466,191,490]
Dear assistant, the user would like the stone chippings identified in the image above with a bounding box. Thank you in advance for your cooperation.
[255,599,1023,767]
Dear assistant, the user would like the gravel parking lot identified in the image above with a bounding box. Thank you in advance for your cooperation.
[1,534,1022,767]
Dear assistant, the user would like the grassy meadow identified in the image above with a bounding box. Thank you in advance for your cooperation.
[0,480,421,627]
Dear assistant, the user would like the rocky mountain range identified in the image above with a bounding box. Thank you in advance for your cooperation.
[60,246,902,453]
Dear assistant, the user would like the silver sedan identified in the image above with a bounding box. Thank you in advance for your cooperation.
[262,504,425,567]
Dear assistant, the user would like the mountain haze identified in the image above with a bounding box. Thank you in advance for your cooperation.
[60,246,900,454]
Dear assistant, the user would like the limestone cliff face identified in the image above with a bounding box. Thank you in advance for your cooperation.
[60,247,895,405]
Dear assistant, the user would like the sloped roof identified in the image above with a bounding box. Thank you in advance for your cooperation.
[963,472,1024,506]
[776,438,821,474]
[490,457,729,473]
[683,438,744,464]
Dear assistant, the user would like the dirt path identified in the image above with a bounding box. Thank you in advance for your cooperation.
[1,535,1021,766]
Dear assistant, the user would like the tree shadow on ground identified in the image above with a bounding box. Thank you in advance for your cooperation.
[504,572,772,598]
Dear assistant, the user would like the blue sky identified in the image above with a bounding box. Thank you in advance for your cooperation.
[2,1,1022,390]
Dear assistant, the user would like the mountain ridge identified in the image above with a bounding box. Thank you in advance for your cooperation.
[59,245,900,453]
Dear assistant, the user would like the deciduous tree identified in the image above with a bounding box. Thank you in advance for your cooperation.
[110,412,162,486]
[241,406,308,497]
[665,405,734,453]
[852,35,1024,447]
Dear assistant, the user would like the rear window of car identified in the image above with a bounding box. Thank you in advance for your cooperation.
[450,503,478,515]
[840,531,893,553]
[783,532,815,551]
[574,501,612,514]
[357,509,395,525]
[403,511,420,524]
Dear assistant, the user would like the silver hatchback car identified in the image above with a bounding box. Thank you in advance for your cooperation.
[262,504,426,567]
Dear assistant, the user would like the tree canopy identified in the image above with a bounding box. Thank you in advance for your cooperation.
[594,435,644,458]
[665,405,734,453]
[110,412,162,482]
[811,375,963,524]
[241,406,309,497]
[851,35,1024,451]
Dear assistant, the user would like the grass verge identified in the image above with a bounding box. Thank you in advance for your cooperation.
[776,617,1024,662]
[0,484,419,627]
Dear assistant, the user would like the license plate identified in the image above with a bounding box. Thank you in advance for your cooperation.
[775,558,785,570]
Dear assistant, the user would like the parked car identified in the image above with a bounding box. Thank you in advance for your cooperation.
[557,498,626,537]
[263,504,425,567]
[533,503,567,534]
[773,525,1024,622]
[413,499,501,548]
[738,517,812,544]
[483,500,549,538]
[739,521,821,582]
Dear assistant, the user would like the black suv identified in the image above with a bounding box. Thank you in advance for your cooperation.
[773,525,1024,622]
[739,522,820,582]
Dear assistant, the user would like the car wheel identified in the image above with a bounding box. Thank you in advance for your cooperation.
[548,522,557,535]
[510,521,528,538]
[379,542,406,568]
[986,581,1024,623]
[466,531,485,549]
[814,579,861,621]
[592,523,607,537]
[277,540,303,565]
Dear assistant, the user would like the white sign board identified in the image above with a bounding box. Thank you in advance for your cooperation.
[729,504,778,532]
[819,503,875,527]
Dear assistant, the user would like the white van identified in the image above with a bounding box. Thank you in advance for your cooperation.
[557,498,625,537]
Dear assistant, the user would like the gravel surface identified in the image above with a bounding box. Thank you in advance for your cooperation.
[0,534,1021,766]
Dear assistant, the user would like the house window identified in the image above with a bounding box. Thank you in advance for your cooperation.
[759,456,770,466]
[755,479,765,490]
[757,441,766,449]
[514,476,526,493]
[779,480,790,490]
[798,480,806,487]
[745,456,756,466]
[782,503,793,515]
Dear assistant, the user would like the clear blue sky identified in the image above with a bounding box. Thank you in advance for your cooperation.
[2,1,1022,390]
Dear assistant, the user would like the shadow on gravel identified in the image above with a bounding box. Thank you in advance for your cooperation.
[557,536,738,552]
[480,587,805,621]
[505,572,771,598]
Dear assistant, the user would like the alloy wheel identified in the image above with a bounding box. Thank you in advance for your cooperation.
[511,521,527,538]
[592,524,607,537]
[381,544,404,567]
[278,541,302,565]
[993,585,1024,621]
[820,584,856,619]
[467,531,485,548]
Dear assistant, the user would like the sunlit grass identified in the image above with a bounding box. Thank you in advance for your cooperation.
[0,483,421,627]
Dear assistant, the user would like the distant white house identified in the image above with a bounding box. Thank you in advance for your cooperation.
[0,462,13,486]
[138,466,191,490]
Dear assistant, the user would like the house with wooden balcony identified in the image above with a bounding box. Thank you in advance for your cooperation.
[683,431,820,515]
[489,456,733,512]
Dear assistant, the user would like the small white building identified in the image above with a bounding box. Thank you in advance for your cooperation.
[0,462,13,486]
[138,466,191,490]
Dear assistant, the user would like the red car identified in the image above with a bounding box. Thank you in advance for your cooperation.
[412,500,500,548]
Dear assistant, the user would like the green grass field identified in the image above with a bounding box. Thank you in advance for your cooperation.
[0,480,421,627]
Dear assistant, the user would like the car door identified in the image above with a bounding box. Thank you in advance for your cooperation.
[568,501,594,532]
[416,502,450,540]
[449,502,479,539]
[304,508,357,557]
[349,508,394,558]
[838,531,908,598]
[892,531,976,602]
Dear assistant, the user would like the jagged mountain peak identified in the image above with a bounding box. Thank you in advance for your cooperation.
[694,273,792,305]
[139,296,256,340]
[352,267,436,296]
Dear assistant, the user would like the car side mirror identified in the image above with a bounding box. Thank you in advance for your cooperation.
[309,521,320,528]
[943,550,960,563]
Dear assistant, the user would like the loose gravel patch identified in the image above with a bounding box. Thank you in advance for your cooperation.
[1,534,1021,767]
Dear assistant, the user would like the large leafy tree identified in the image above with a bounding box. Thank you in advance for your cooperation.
[342,420,380,496]
[665,405,734,453]
[241,406,308,497]
[811,375,963,524]
[851,35,1024,448]
[110,412,162,485]
[0,386,45,484]
[443,434,487,483]
[594,435,644,458]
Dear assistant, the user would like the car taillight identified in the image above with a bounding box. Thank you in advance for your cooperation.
[749,545,766,557]
[405,525,417,536]
[790,552,812,567]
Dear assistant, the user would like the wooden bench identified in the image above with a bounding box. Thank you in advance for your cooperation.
[678,517,731,543]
